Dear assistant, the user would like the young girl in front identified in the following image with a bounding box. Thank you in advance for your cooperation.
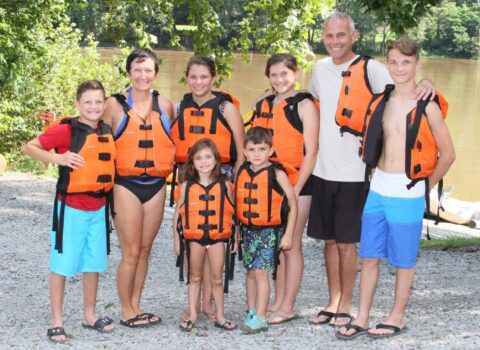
[173,139,238,332]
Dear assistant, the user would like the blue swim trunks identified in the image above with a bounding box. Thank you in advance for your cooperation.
[50,203,107,277]
[360,169,425,268]
[241,226,281,271]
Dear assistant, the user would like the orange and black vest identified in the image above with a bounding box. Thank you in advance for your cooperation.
[179,180,234,242]
[362,84,448,186]
[113,90,175,180]
[336,55,374,137]
[250,92,318,185]
[235,162,288,228]
[171,91,238,164]
[53,118,116,253]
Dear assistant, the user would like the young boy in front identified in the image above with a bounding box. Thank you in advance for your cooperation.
[336,37,455,340]
[22,80,116,343]
[235,126,298,333]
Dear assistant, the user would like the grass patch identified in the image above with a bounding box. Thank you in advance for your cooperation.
[421,237,480,252]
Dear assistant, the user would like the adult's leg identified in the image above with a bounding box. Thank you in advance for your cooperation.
[338,258,380,336]
[335,242,358,326]
[308,239,340,324]
[368,267,415,335]
[50,272,67,342]
[272,195,311,317]
[114,184,147,324]
[131,186,166,318]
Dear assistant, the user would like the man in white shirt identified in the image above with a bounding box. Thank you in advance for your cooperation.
[307,12,434,328]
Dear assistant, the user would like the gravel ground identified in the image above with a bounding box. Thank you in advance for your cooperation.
[1,172,479,349]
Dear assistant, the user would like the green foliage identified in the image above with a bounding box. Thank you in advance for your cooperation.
[358,0,441,35]
[411,0,480,58]
[236,0,334,69]
[0,3,127,169]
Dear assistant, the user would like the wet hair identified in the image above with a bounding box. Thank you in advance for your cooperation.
[245,127,273,147]
[386,37,420,61]
[185,56,216,77]
[265,53,298,77]
[76,80,106,101]
[184,139,222,182]
[126,48,159,74]
[323,12,355,32]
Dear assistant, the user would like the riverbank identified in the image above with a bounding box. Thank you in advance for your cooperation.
[1,172,479,349]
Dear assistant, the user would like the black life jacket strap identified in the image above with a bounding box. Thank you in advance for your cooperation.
[267,166,274,221]
[219,181,226,233]
[105,190,114,255]
[424,180,431,240]
[175,217,185,282]
[54,194,67,253]
[178,94,191,140]
[184,180,194,229]
[223,240,230,294]
[185,240,191,285]
[112,94,131,115]
[169,163,178,207]
[238,224,244,262]
[228,225,236,281]
[435,179,444,225]
[272,227,281,281]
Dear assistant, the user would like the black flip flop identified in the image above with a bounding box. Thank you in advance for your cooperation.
[214,319,238,331]
[119,315,151,328]
[47,327,67,344]
[82,317,114,333]
[335,323,368,340]
[137,312,162,325]
[367,323,408,339]
[179,319,196,332]
[308,310,335,325]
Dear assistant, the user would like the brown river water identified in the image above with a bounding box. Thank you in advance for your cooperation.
[100,49,480,201]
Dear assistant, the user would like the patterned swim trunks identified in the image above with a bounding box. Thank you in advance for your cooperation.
[241,226,282,271]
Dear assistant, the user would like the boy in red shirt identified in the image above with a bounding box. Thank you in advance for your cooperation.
[22,80,116,343]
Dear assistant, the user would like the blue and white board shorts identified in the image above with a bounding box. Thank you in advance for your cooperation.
[360,169,425,268]
[50,203,107,277]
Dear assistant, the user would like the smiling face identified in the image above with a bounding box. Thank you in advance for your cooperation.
[193,147,217,177]
[386,48,419,85]
[268,62,298,96]
[75,89,106,127]
[127,58,157,92]
[186,64,215,99]
[244,141,274,169]
[322,17,357,65]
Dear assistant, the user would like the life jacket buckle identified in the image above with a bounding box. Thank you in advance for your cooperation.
[138,140,154,148]
[189,125,205,134]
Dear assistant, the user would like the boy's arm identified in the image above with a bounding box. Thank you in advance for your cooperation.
[21,138,84,169]
[173,183,186,256]
[426,102,456,189]
[275,169,298,251]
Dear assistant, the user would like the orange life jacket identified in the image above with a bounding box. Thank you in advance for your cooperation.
[171,91,238,164]
[113,91,175,179]
[250,92,318,185]
[53,118,116,253]
[335,55,374,137]
[179,180,234,242]
[362,84,448,185]
[235,162,287,228]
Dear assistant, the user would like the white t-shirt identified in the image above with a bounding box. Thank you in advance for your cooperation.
[308,55,392,182]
